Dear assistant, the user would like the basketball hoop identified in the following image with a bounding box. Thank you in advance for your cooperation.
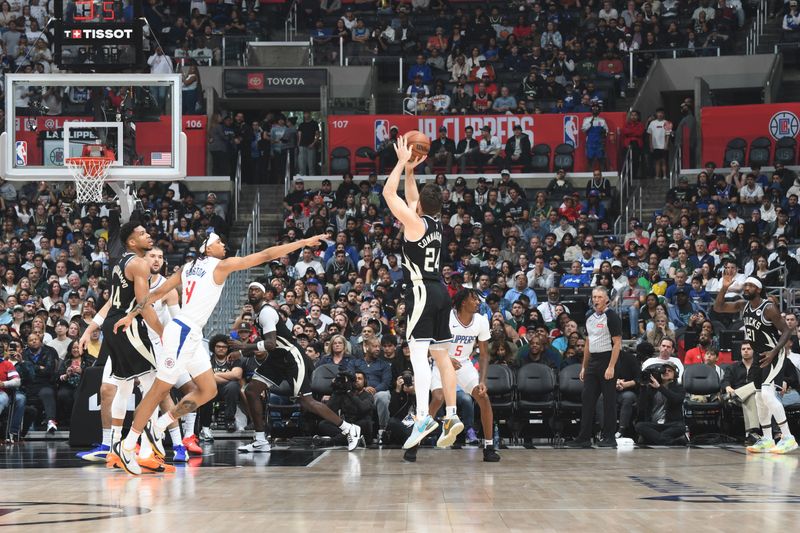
[65,145,116,204]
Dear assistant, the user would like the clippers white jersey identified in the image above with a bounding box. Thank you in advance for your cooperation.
[147,274,173,345]
[448,310,491,363]
[176,256,224,328]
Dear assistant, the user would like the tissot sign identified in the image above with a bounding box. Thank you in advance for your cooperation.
[63,28,134,39]
[224,69,328,97]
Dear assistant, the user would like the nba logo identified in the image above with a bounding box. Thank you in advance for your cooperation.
[15,141,27,166]
[375,119,390,150]
[564,115,579,148]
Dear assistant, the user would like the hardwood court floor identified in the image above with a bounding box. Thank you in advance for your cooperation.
[1,441,799,532]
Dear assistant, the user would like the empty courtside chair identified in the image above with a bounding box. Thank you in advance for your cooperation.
[682,363,723,437]
[553,143,575,172]
[354,146,377,174]
[516,363,557,440]
[556,364,584,439]
[310,363,339,400]
[530,143,552,172]
[330,147,352,175]
[266,380,302,437]
[485,364,515,436]
[748,136,771,168]
[723,138,747,168]
[775,137,798,166]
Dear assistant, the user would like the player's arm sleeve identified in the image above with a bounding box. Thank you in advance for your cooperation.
[606,311,623,338]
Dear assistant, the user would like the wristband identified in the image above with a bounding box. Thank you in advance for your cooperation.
[92,314,105,327]
[257,340,266,352]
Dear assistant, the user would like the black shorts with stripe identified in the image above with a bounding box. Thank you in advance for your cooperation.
[253,340,313,399]
[101,313,156,380]
[403,280,452,344]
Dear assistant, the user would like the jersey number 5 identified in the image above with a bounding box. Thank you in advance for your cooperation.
[184,280,197,304]
[424,248,439,272]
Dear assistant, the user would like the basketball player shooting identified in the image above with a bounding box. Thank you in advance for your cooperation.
[713,275,798,454]
[383,134,463,452]
[111,232,324,475]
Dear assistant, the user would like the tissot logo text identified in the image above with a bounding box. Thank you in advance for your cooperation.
[64,28,133,39]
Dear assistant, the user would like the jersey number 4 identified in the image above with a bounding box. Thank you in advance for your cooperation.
[184,280,197,304]
[424,248,439,272]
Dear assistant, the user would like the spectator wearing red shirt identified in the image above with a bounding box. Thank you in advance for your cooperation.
[684,330,713,365]
[621,110,646,179]
[0,353,25,441]
[558,193,581,222]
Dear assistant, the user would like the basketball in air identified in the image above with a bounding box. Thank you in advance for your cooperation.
[404,130,430,160]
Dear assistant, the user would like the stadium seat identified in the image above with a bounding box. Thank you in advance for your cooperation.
[556,364,584,439]
[515,363,557,440]
[553,144,575,172]
[330,147,352,175]
[354,146,377,174]
[747,136,771,168]
[530,143,551,172]
[266,380,301,436]
[682,363,723,437]
[310,363,339,399]
[774,137,798,166]
[485,364,515,438]
[723,138,747,167]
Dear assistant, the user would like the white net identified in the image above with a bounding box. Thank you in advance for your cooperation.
[65,156,114,204]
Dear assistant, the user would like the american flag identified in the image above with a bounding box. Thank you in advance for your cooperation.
[151,152,173,166]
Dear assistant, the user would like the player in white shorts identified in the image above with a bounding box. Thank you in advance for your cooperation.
[112,232,324,475]
[427,289,500,462]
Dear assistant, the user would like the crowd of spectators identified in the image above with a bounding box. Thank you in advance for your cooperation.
[0,178,229,442]
[310,0,764,114]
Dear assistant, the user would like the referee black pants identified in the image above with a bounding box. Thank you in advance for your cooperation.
[577,352,616,442]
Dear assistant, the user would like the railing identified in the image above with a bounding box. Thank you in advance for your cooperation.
[746,0,768,54]
[628,46,720,82]
[204,187,260,337]
[774,42,800,54]
[669,144,682,188]
[402,97,418,115]
[284,0,299,42]
[614,146,634,235]
[233,151,242,215]
[222,35,252,66]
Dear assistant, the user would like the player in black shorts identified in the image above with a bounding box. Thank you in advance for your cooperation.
[233,283,363,452]
[383,134,463,454]
[714,275,798,454]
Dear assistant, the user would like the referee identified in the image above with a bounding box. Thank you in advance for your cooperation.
[566,287,622,448]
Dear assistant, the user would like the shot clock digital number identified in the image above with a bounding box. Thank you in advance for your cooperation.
[73,1,118,21]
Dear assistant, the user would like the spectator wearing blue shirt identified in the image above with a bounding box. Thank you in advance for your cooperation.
[689,276,712,306]
[407,54,433,84]
[668,287,700,329]
[353,337,393,441]
[689,239,715,272]
[316,335,355,372]
[505,271,538,305]
[664,270,691,303]
[560,261,590,288]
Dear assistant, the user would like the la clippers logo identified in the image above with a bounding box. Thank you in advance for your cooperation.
[164,358,176,369]
[769,111,799,141]
[247,73,264,90]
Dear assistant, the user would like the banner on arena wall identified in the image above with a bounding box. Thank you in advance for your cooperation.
[223,69,328,97]
[14,115,208,176]
[701,103,800,166]
[327,112,627,174]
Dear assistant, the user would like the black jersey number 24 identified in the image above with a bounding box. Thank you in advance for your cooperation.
[424,248,439,272]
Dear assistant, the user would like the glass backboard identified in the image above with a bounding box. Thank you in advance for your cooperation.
[2,73,186,181]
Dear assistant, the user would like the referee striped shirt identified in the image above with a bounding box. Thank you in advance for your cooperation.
[586,309,622,353]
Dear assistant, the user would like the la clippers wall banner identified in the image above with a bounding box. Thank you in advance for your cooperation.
[701,103,800,166]
[327,113,627,174]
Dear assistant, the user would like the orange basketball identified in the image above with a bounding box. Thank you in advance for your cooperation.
[404,130,430,160]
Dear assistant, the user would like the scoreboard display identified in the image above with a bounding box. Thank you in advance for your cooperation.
[54,0,145,71]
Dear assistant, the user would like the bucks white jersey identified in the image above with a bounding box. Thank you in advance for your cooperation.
[176,256,224,328]
[147,274,174,344]
[449,310,491,363]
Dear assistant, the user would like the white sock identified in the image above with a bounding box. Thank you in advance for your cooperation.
[169,426,182,446]
[102,428,112,447]
[182,412,196,438]
[256,431,266,441]
[156,412,176,432]
[111,425,123,445]
[139,433,153,459]
[484,439,494,448]
[123,428,140,451]
[445,406,457,418]
[338,421,352,433]
[756,392,773,440]
[409,340,432,419]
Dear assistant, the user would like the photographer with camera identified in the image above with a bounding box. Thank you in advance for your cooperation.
[386,371,418,457]
[634,361,687,445]
[318,370,374,444]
